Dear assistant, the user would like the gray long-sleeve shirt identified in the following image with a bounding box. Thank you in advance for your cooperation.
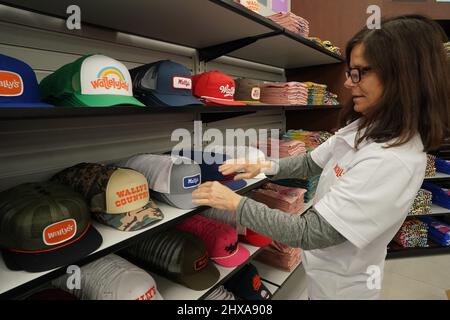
[236,153,347,250]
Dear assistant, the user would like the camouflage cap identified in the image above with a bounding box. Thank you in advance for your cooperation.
[0,181,102,272]
[51,163,163,232]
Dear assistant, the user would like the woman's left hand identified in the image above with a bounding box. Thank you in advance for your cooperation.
[191,181,243,212]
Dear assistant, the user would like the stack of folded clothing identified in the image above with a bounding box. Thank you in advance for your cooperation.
[272,176,320,203]
[307,37,342,56]
[250,182,306,214]
[324,91,340,106]
[435,157,450,175]
[255,241,301,272]
[419,217,450,246]
[393,219,429,248]
[425,154,437,178]
[256,138,306,158]
[260,82,308,105]
[304,82,328,105]
[267,12,309,37]
[407,189,433,216]
[283,129,333,152]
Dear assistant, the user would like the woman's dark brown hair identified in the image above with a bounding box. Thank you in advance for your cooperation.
[340,15,450,151]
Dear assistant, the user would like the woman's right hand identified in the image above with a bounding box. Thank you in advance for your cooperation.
[219,159,273,180]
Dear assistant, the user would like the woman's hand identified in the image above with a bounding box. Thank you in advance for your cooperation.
[192,181,243,212]
[219,159,273,180]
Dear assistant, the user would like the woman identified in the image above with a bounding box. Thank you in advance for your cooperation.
[192,15,450,299]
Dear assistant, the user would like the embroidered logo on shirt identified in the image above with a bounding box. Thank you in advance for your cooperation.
[333,164,345,178]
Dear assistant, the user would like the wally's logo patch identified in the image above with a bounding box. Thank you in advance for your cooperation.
[194,253,208,271]
[90,66,129,91]
[219,84,235,97]
[173,76,192,90]
[43,219,77,246]
[333,164,345,178]
[0,71,23,97]
[183,174,201,189]
[115,184,149,208]
[251,87,261,100]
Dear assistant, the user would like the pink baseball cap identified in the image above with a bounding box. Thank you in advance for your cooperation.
[176,215,250,268]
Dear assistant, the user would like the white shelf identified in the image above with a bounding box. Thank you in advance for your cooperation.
[261,280,278,297]
[253,260,302,287]
[0,177,267,297]
[149,243,261,300]
[431,204,450,215]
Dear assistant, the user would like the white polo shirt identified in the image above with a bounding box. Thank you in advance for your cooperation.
[307,119,426,300]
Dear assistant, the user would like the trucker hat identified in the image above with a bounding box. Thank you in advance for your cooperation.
[234,78,262,104]
[224,263,272,300]
[123,229,220,291]
[116,154,201,210]
[51,162,163,231]
[176,150,247,191]
[130,60,203,107]
[0,53,52,107]
[176,215,250,268]
[52,254,163,300]
[0,181,102,272]
[39,54,144,107]
[192,71,246,106]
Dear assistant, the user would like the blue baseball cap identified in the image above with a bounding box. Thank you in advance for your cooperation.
[176,150,247,191]
[130,60,203,107]
[0,54,52,108]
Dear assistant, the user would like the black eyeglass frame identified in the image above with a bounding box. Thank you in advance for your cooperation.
[345,67,373,84]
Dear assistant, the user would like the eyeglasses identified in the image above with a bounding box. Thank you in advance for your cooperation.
[345,67,372,84]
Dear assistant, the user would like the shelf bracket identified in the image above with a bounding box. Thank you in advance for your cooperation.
[198,30,283,62]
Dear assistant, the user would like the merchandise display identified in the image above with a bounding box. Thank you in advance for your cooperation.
[224,263,272,300]
[192,71,245,106]
[260,81,308,105]
[267,12,310,37]
[407,189,433,216]
[234,78,262,104]
[425,154,437,178]
[204,285,236,300]
[419,217,450,246]
[393,219,429,248]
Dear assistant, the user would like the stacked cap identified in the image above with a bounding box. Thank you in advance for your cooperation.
[176,215,250,268]
[224,263,272,300]
[204,285,236,300]
[192,71,245,106]
[0,182,102,272]
[234,78,262,104]
[52,254,163,300]
[116,154,201,210]
[51,162,163,231]
[39,54,144,107]
[0,53,52,107]
[123,229,220,291]
[178,150,247,191]
[130,60,203,107]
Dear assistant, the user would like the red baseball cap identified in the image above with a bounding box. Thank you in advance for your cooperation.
[239,229,272,247]
[192,71,246,106]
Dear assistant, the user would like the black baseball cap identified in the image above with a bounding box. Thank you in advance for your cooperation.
[224,263,272,300]
[123,229,220,291]
[130,60,203,107]
[0,181,102,272]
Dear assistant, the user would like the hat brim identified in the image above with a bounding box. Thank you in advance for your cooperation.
[2,225,102,273]
[72,93,145,107]
[175,261,220,291]
[93,200,164,231]
[239,230,272,247]
[221,179,247,191]
[0,102,54,108]
[212,243,250,268]
[151,92,204,107]
[202,97,246,106]
[154,192,198,210]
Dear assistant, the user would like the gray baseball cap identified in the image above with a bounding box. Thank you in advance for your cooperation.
[116,154,201,209]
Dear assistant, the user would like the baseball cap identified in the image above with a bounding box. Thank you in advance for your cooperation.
[123,229,220,291]
[176,215,250,268]
[0,181,102,272]
[234,78,262,104]
[239,229,272,247]
[204,285,236,300]
[200,207,247,235]
[51,162,163,232]
[130,60,203,107]
[176,150,247,191]
[39,54,144,107]
[52,254,163,300]
[224,263,272,300]
[116,154,201,210]
[192,71,246,106]
[0,53,52,107]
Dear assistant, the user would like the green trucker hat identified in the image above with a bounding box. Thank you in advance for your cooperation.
[39,54,145,107]
[0,181,102,272]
